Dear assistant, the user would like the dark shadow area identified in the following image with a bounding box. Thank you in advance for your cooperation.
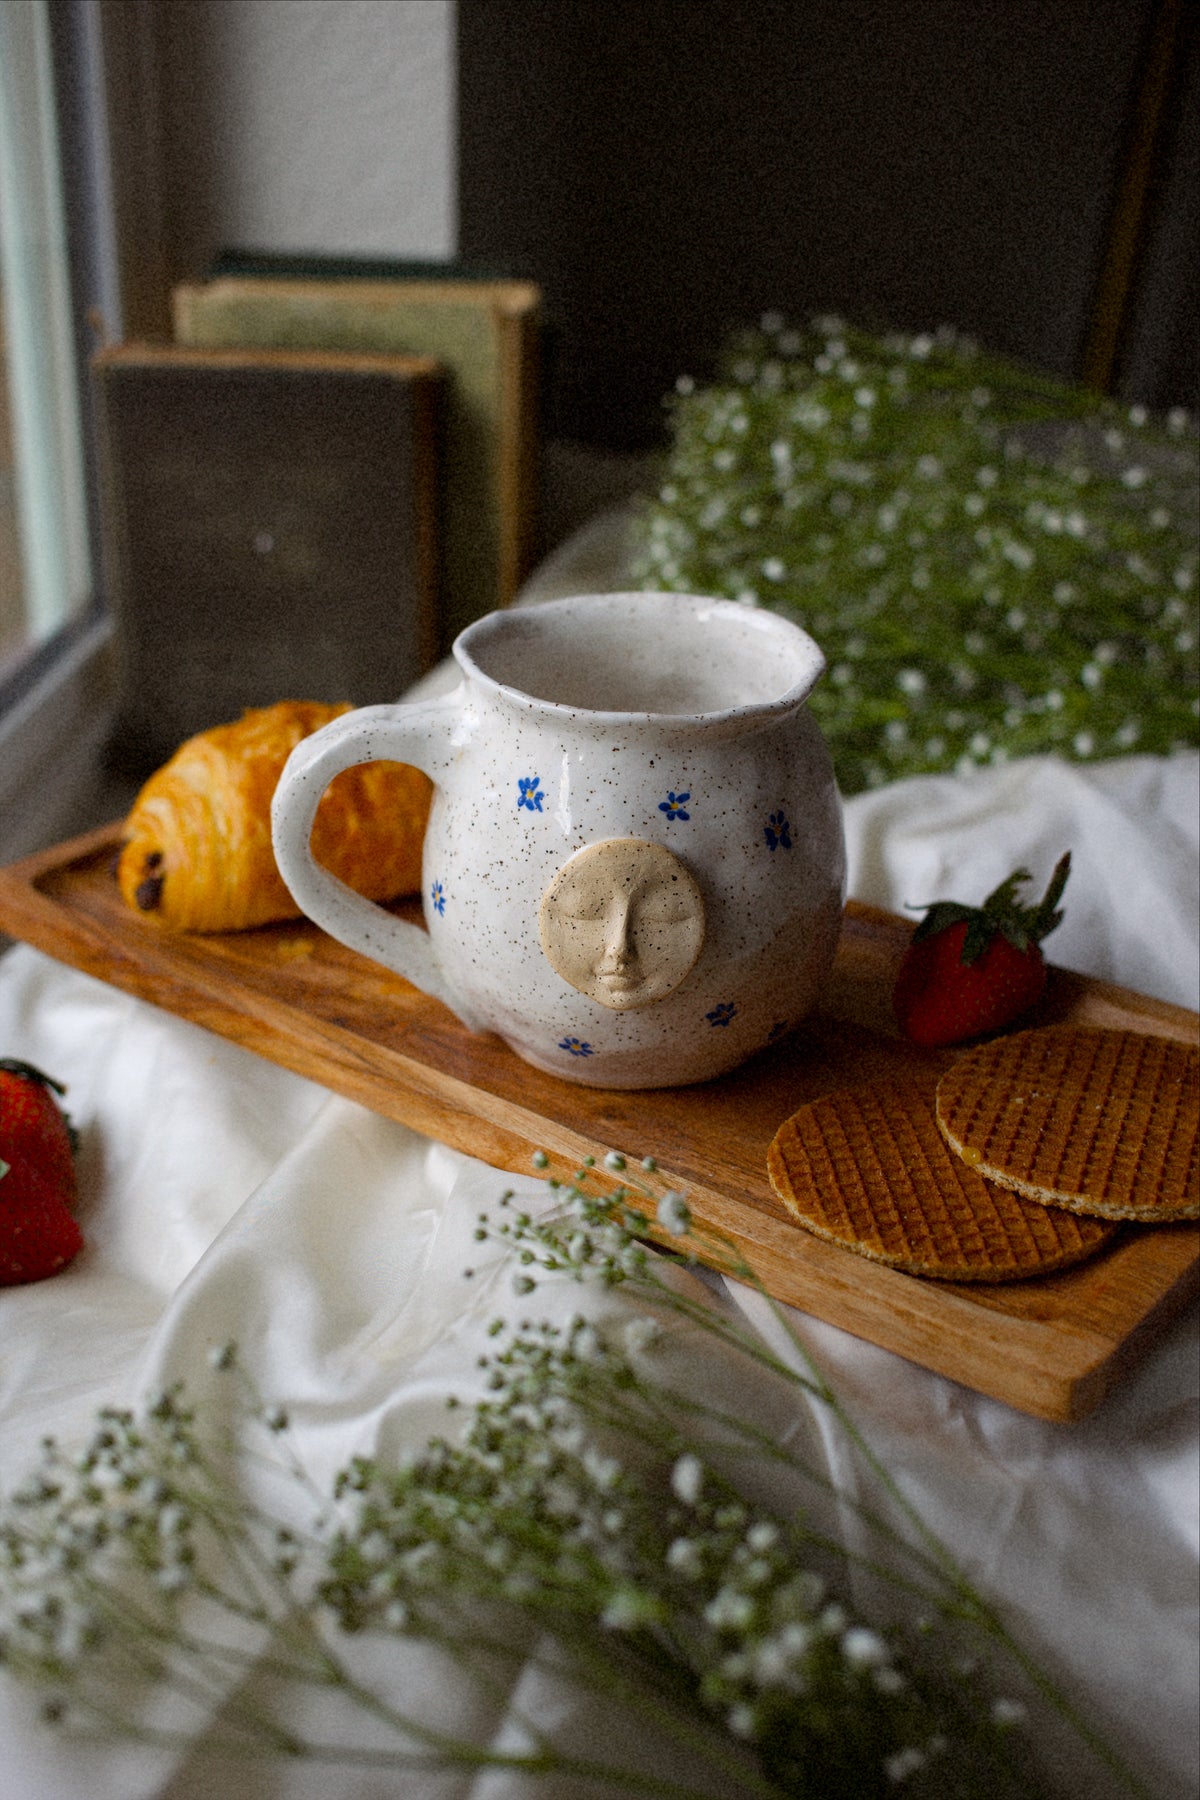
[459,0,1196,450]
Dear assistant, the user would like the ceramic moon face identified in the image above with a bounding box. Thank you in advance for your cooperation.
[538,838,706,1010]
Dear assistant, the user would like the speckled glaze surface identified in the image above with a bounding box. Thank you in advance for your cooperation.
[271,593,846,1088]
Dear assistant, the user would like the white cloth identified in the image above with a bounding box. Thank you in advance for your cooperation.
[0,751,1197,1800]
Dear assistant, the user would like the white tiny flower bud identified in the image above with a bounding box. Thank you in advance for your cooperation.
[705,1587,756,1630]
[666,1536,704,1577]
[885,1746,927,1783]
[671,1453,705,1506]
[841,1626,890,1668]
[656,1191,691,1235]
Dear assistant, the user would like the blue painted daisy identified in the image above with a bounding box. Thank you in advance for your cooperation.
[517,776,545,812]
[658,790,691,821]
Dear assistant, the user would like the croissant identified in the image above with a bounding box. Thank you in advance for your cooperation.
[117,701,432,932]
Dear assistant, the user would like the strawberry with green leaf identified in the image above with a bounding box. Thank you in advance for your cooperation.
[0,1059,83,1285]
[893,853,1071,1048]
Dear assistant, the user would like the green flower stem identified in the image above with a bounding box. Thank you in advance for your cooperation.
[413,1610,788,1800]
[65,1589,310,1756]
[57,1692,758,1797]
[552,1361,961,1608]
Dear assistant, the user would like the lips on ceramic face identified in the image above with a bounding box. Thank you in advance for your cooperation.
[539,838,706,1010]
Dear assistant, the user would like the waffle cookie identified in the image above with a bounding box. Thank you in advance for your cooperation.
[767,1076,1116,1281]
[935,1026,1199,1222]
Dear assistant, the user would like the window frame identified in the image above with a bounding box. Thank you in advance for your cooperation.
[0,0,161,860]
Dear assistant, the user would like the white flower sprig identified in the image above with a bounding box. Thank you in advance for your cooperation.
[0,1153,1158,1799]
[631,316,1199,793]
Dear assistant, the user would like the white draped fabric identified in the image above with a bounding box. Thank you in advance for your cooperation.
[1,736,1195,1800]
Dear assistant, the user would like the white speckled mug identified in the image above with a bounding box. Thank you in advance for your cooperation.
[271,592,845,1088]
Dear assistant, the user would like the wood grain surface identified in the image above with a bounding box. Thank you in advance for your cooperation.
[1,823,1196,1423]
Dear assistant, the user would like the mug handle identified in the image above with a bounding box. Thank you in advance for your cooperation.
[270,699,486,1030]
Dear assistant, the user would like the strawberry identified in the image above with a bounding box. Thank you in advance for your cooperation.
[0,1059,83,1285]
[0,1152,84,1284]
[893,853,1071,1048]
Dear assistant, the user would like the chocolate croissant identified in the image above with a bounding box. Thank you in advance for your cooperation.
[117,700,432,932]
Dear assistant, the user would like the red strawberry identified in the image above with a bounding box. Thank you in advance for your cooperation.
[0,1151,84,1284]
[0,1059,83,1285]
[0,1059,79,1203]
[893,853,1071,1048]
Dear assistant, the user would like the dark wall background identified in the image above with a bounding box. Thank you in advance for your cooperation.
[458,0,1198,452]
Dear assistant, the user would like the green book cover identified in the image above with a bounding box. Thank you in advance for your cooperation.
[173,272,541,649]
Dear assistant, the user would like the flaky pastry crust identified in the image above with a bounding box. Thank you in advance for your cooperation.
[117,701,431,932]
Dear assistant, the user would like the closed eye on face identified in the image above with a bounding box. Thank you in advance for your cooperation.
[634,887,698,926]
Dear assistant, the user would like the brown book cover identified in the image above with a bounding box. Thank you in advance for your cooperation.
[171,274,541,643]
[91,343,442,775]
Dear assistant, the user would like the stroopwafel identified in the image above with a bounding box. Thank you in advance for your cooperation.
[935,1026,1199,1222]
[767,1076,1116,1281]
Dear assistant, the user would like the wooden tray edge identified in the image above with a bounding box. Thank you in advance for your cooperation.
[2,822,1196,1426]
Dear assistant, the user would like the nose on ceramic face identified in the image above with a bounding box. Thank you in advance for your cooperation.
[597,898,637,973]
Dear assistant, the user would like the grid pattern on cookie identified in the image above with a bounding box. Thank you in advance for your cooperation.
[767,1077,1115,1281]
[935,1028,1199,1221]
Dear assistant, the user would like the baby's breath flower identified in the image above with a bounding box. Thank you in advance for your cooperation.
[841,1625,891,1668]
[656,1190,691,1235]
[885,1745,928,1782]
[671,1453,705,1507]
[631,316,1198,792]
[704,1587,756,1631]
[666,1536,705,1577]
[0,1154,1086,1799]
[622,1316,661,1357]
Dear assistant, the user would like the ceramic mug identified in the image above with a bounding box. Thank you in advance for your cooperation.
[271,592,846,1088]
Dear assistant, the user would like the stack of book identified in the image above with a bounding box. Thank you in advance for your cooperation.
[93,256,542,772]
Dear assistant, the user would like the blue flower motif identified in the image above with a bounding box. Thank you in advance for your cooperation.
[559,1037,594,1057]
[764,810,792,851]
[517,775,545,812]
[658,790,691,821]
[430,879,446,915]
[706,1001,737,1028]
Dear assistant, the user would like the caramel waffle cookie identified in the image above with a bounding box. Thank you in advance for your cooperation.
[935,1026,1199,1223]
[767,1076,1116,1281]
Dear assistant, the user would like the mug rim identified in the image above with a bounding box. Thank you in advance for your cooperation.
[453,591,826,727]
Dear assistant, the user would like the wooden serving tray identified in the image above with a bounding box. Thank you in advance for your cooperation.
[1,824,1196,1423]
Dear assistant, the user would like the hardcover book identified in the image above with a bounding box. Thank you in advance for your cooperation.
[91,342,441,775]
[171,265,541,645]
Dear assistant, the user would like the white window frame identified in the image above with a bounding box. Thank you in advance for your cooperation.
[0,0,92,645]
[0,0,162,862]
